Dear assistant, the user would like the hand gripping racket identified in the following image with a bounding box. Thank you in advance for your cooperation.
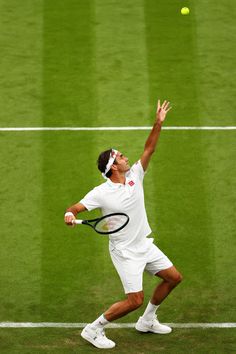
[72,212,129,235]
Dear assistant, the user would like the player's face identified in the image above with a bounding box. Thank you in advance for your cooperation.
[114,152,130,172]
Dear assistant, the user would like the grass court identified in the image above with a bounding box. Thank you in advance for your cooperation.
[0,0,235,353]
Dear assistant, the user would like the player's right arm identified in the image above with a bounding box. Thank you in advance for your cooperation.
[64,202,87,226]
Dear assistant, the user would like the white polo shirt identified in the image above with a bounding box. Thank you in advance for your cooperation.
[79,160,153,252]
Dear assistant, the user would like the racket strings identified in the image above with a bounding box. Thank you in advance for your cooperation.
[95,215,128,233]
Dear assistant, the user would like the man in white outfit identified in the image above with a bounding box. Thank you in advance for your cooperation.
[64,100,182,349]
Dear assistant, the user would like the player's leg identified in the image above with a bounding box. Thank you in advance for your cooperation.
[104,291,144,321]
[81,291,144,349]
[136,245,182,334]
[151,265,183,305]
[81,250,145,349]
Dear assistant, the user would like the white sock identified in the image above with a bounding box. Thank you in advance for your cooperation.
[142,302,159,320]
[90,314,110,329]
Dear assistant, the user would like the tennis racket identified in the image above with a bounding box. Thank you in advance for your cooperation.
[72,212,129,235]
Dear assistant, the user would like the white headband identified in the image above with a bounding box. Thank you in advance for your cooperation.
[102,149,118,179]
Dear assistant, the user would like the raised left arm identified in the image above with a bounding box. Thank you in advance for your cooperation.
[140,100,171,171]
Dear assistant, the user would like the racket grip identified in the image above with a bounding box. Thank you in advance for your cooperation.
[73,219,83,225]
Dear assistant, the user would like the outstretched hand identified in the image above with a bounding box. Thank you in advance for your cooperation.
[140,99,172,172]
[156,100,171,124]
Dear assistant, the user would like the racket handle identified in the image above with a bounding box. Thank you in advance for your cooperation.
[73,219,83,225]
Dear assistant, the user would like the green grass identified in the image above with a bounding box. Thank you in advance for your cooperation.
[0,0,236,353]
[0,0,42,126]
[0,328,235,354]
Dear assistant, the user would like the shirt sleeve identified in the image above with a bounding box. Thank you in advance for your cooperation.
[79,187,101,211]
[130,160,146,181]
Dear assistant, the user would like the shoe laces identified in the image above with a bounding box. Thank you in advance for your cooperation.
[150,315,160,325]
[95,327,105,337]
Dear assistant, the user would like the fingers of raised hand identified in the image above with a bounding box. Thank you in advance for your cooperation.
[156,99,172,117]
[161,100,171,111]
[156,99,161,113]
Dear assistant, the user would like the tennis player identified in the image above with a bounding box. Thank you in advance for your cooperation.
[64,100,182,349]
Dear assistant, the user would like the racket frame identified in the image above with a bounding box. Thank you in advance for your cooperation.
[73,212,129,235]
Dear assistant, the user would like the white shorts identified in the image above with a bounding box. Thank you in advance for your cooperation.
[109,243,173,294]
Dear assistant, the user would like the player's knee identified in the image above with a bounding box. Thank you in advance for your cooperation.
[130,297,143,310]
[172,272,183,286]
[127,292,144,310]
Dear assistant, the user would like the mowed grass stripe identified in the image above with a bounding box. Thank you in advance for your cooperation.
[144,0,199,126]
[94,0,150,125]
[0,134,42,321]
[43,0,97,126]
[194,0,236,126]
[0,0,43,126]
[200,132,236,321]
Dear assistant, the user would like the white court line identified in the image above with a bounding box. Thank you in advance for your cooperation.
[0,322,235,328]
[0,126,236,131]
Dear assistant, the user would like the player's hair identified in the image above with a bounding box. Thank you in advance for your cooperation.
[97,149,116,178]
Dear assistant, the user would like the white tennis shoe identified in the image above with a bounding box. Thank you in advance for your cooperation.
[81,324,116,349]
[135,315,172,334]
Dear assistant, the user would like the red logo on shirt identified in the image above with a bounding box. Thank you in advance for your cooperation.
[128,180,135,186]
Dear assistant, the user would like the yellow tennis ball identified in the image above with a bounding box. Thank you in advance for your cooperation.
[181,7,190,15]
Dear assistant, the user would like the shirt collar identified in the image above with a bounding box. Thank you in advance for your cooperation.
[106,177,131,188]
